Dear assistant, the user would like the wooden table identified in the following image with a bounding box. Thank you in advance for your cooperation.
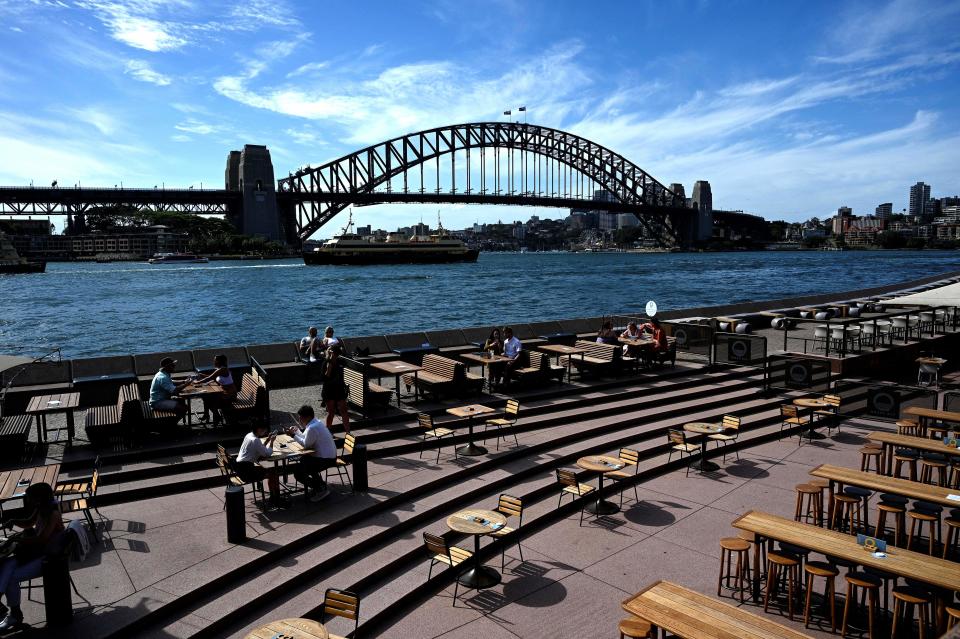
[683,422,724,472]
[732,510,960,602]
[810,464,960,527]
[792,397,831,440]
[868,431,960,475]
[178,381,223,426]
[622,580,814,639]
[244,617,328,639]
[262,433,311,489]
[370,360,421,406]
[0,463,60,517]
[446,508,507,589]
[446,404,495,456]
[537,344,585,382]
[917,357,947,366]
[460,352,511,390]
[902,405,960,437]
[25,392,80,444]
[576,455,625,515]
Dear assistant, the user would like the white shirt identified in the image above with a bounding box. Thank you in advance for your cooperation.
[236,431,273,463]
[301,336,320,362]
[293,418,337,459]
[504,336,522,359]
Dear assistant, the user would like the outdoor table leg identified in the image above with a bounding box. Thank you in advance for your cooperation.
[457,533,501,589]
[884,443,893,475]
[751,537,762,602]
[584,473,620,515]
[826,479,836,529]
[413,371,419,403]
[392,374,402,407]
[66,410,75,442]
[690,436,720,472]
[457,418,488,456]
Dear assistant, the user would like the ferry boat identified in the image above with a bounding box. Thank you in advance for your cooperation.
[148,252,209,264]
[303,212,479,266]
[0,232,46,274]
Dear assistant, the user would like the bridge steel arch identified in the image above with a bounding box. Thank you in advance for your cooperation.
[278,122,689,245]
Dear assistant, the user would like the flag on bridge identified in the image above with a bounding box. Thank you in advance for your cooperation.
[503,110,512,115]
[518,106,526,112]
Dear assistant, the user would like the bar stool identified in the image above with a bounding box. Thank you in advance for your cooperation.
[947,602,960,630]
[874,495,907,546]
[844,486,873,530]
[833,493,863,534]
[907,501,942,555]
[717,537,751,602]
[896,419,921,436]
[890,585,934,639]
[803,560,838,632]
[778,541,810,573]
[950,460,960,489]
[841,571,881,639]
[794,483,823,526]
[738,529,766,582]
[617,617,652,639]
[863,565,897,615]
[919,453,948,486]
[943,509,960,560]
[859,446,884,474]
[929,423,949,440]
[892,449,919,481]
[809,478,830,525]
[764,551,801,620]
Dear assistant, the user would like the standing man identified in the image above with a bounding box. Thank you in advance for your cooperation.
[149,357,189,418]
[234,423,288,509]
[502,326,522,385]
[290,405,338,502]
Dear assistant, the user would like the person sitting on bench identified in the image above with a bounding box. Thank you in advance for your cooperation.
[149,357,189,417]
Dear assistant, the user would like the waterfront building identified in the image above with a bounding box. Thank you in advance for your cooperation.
[843,217,884,247]
[830,206,853,235]
[875,202,892,219]
[909,181,931,217]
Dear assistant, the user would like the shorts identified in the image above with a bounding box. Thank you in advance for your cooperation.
[151,399,182,412]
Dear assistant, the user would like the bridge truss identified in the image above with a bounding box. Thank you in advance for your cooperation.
[0,187,239,216]
[279,122,689,245]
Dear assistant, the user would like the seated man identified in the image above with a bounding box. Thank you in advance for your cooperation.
[321,325,340,348]
[234,423,288,509]
[502,326,522,384]
[299,326,323,363]
[149,357,189,417]
[290,404,338,502]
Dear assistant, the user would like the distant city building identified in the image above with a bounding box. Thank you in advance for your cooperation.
[875,203,892,219]
[844,218,885,247]
[831,206,853,235]
[909,181,931,217]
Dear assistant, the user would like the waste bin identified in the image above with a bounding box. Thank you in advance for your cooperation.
[42,554,72,625]
[225,485,246,543]
[352,442,368,493]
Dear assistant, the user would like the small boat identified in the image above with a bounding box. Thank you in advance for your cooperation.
[148,252,209,264]
[0,232,46,274]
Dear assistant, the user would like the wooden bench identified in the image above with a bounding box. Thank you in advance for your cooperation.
[84,382,142,446]
[401,354,462,399]
[228,369,268,427]
[559,340,622,377]
[508,351,564,386]
[344,367,393,413]
[0,412,31,459]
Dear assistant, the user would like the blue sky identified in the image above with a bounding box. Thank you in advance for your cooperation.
[1,0,959,236]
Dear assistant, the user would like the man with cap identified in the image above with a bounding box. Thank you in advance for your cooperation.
[149,357,189,417]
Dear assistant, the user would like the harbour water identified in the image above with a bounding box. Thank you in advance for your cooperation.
[2,250,957,358]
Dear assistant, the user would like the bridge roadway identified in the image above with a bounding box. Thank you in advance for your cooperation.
[0,185,240,215]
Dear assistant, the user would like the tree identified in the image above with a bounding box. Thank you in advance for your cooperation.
[875,231,906,249]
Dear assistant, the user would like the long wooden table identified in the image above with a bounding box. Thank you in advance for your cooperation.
[622,580,813,639]
[867,431,960,475]
[0,463,61,517]
[809,464,960,526]
[903,406,960,436]
[732,510,960,601]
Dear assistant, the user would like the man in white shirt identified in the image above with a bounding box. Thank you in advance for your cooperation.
[299,326,322,363]
[290,404,338,502]
[233,423,288,508]
[502,326,522,385]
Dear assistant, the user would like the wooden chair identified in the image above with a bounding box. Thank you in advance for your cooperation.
[814,394,842,432]
[490,494,524,568]
[423,532,472,603]
[321,588,360,639]
[326,433,355,492]
[780,405,805,442]
[667,429,698,476]
[418,413,455,464]
[483,399,520,450]
[556,469,595,525]
[607,448,640,506]
[55,455,101,498]
[708,415,741,462]
[215,444,264,507]
[59,468,102,542]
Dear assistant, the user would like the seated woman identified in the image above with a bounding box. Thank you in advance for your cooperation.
[195,354,238,425]
[0,482,64,630]
[620,321,643,357]
[482,328,505,387]
[596,320,619,345]
[640,317,668,364]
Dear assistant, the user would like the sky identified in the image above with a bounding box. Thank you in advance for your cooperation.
[1,0,959,236]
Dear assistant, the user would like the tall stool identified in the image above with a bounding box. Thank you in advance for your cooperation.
[794,483,822,526]
[890,585,934,639]
[764,551,800,620]
[919,453,948,486]
[803,560,838,632]
[617,617,652,639]
[833,493,863,534]
[907,501,942,555]
[943,509,960,560]
[738,529,766,584]
[874,495,907,547]
[896,419,921,436]
[863,565,897,615]
[950,460,960,489]
[947,602,960,630]
[893,449,919,481]
[717,537,751,602]
[841,571,881,639]
[859,446,884,474]
[844,486,873,531]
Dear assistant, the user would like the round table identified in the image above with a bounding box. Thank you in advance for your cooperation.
[446,508,507,589]
[245,618,328,639]
[576,455,625,515]
[682,422,724,472]
[792,398,831,440]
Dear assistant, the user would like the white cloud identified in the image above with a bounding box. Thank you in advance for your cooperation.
[286,61,328,78]
[124,59,172,85]
[284,127,325,145]
[77,1,189,51]
[60,106,120,135]
[174,118,221,135]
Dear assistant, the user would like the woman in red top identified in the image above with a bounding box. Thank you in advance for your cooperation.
[641,318,668,352]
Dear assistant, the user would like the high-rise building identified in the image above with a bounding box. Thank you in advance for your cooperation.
[875,203,892,219]
[831,207,853,235]
[691,181,712,212]
[909,182,931,217]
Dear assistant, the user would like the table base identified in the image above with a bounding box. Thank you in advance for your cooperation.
[457,565,501,589]
[800,430,827,440]
[457,443,488,457]
[691,459,720,472]
[585,498,620,515]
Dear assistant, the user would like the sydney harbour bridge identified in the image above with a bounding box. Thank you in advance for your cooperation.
[0,122,709,248]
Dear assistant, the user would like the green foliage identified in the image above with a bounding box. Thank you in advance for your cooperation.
[906,237,927,249]
[875,231,907,249]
